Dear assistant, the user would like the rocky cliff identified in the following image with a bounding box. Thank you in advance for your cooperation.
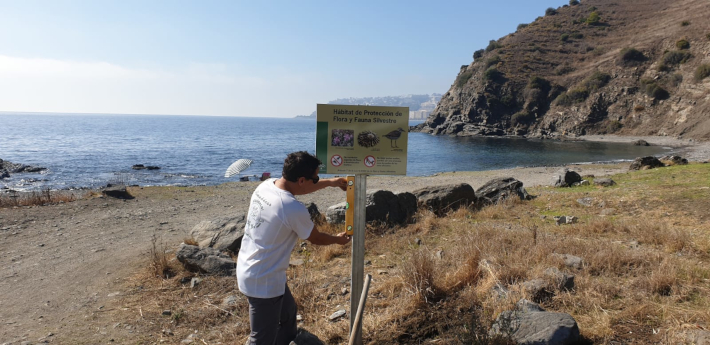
[414,0,710,139]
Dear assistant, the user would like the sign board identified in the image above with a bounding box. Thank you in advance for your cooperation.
[316,104,409,175]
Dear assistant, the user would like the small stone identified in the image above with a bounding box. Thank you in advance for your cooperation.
[414,238,422,245]
[364,260,372,266]
[377,270,389,275]
[341,287,349,295]
[576,198,593,207]
[107,292,120,297]
[162,329,174,336]
[289,259,304,267]
[162,310,172,316]
[328,309,346,321]
[296,314,303,321]
[435,249,444,259]
[222,295,238,306]
[190,277,202,288]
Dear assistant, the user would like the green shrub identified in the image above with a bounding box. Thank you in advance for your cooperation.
[485,55,501,68]
[668,73,683,86]
[590,46,606,56]
[586,11,601,25]
[569,0,580,5]
[571,32,584,39]
[556,88,589,106]
[645,83,670,99]
[483,67,503,82]
[546,7,557,16]
[662,51,691,66]
[528,76,551,90]
[512,111,535,126]
[675,39,690,50]
[560,33,570,42]
[473,49,484,60]
[501,95,517,108]
[620,48,646,65]
[606,120,622,133]
[695,64,710,81]
[681,21,690,26]
[486,40,502,52]
[517,23,529,30]
[554,65,575,75]
[588,6,597,11]
[456,70,473,88]
[582,71,612,91]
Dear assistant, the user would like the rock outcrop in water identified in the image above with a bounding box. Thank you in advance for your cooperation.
[0,158,47,180]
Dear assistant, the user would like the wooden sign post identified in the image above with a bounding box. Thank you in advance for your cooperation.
[349,174,367,344]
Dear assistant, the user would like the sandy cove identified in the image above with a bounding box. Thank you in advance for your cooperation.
[0,135,707,343]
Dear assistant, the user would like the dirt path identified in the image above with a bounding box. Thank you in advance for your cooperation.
[1,137,706,343]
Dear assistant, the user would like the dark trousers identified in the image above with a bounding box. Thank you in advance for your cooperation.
[247,284,297,345]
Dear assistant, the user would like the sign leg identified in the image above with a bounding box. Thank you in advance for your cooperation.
[349,174,366,344]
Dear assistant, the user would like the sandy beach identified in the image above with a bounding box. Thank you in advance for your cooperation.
[0,135,707,343]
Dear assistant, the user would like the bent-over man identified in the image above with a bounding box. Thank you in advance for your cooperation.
[237,151,351,345]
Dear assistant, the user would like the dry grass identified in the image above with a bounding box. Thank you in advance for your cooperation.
[0,188,83,208]
[114,163,710,344]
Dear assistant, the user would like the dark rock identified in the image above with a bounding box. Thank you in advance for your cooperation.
[101,184,133,199]
[326,190,417,226]
[132,164,146,170]
[305,203,323,224]
[629,156,664,170]
[659,155,688,165]
[412,183,476,214]
[475,177,530,205]
[189,216,246,253]
[176,243,235,276]
[594,178,616,187]
[633,139,650,146]
[146,166,161,170]
[1,159,46,175]
[552,168,582,187]
[490,299,581,345]
[0,170,9,179]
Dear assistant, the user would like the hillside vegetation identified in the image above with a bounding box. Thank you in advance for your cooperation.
[414,0,710,140]
[116,163,710,344]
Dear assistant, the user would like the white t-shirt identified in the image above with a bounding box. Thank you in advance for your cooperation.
[237,179,314,298]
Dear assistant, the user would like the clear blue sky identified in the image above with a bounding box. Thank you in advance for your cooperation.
[0,0,566,117]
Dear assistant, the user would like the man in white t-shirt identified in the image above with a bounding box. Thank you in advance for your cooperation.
[237,151,351,345]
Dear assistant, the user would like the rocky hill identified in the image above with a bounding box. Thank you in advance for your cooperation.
[413,0,710,139]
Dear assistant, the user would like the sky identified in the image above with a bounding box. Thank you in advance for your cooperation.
[0,0,567,117]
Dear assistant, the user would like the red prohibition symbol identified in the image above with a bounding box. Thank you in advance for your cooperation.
[364,155,376,168]
[331,155,343,167]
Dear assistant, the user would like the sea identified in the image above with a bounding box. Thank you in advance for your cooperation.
[0,113,671,191]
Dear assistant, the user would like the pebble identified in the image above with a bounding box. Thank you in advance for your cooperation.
[162,310,172,316]
[328,309,346,321]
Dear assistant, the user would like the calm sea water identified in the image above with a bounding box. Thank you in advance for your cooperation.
[0,113,670,191]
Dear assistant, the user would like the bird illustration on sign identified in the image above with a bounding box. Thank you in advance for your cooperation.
[383,128,405,148]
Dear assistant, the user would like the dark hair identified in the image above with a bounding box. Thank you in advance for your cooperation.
[282,151,321,182]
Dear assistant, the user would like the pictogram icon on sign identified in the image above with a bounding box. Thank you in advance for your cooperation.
[364,155,376,168]
[331,155,343,167]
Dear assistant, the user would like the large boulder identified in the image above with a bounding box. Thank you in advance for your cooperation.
[412,183,476,214]
[475,177,530,205]
[629,156,664,170]
[189,215,246,253]
[551,168,582,187]
[325,190,417,226]
[175,243,235,276]
[490,299,581,345]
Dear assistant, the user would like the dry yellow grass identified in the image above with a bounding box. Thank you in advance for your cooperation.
[115,163,710,344]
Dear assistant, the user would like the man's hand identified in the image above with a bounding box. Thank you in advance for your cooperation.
[334,232,351,245]
[331,177,348,191]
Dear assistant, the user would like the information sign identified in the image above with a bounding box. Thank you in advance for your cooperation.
[316,104,409,175]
